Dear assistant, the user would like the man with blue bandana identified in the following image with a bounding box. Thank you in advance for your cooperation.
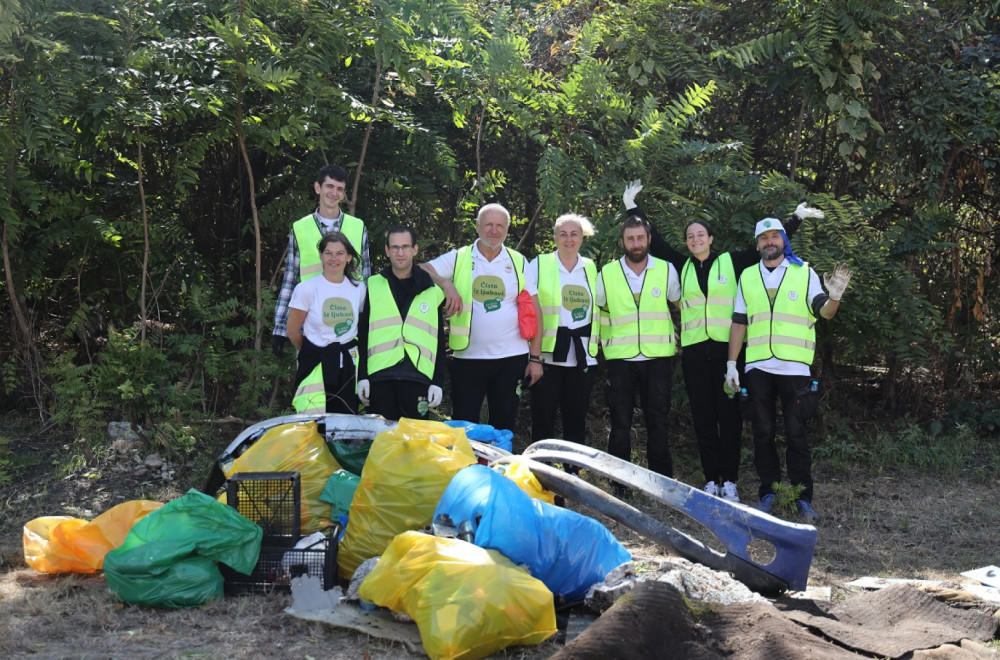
[725,217,852,522]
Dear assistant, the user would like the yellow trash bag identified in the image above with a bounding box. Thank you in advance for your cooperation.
[338,418,476,580]
[23,500,163,574]
[222,421,341,533]
[359,531,557,660]
[494,458,556,504]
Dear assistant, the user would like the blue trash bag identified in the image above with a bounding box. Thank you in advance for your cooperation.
[443,421,513,453]
[434,465,630,602]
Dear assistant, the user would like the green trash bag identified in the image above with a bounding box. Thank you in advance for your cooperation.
[104,489,262,608]
[319,469,360,518]
[327,439,373,476]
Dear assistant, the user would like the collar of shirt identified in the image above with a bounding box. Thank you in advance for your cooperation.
[472,240,510,264]
[556,254,586,275]
[314,209,343,226]
[760,257,789,274]
[619,254,654,278]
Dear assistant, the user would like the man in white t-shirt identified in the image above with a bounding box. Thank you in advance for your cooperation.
[725,217,853,521]
[595,214,682,484]
[421,204,532,431]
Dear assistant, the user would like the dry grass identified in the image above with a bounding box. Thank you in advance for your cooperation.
[2,383,999,658]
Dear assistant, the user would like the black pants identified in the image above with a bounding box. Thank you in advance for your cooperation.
[529,363,596,443]
[449,354,528,432]
[368,379,430,421]
[744,369,812,502]
[294,337,359,415]
[682,353,742,484]
[605,357,673,477]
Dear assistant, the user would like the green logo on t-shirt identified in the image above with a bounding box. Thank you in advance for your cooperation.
[322,297,355,337]
[562,284,590,322]
[473,275,505,313]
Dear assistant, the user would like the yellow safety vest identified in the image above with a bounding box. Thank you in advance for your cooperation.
[365,275,444,379]
[292,363,326,415]
[599,258,676,359]
[449,244,525,351]
[742,262,817,365]
[679,253,738,346]
[537,252,599,358]
[292,213,365,282]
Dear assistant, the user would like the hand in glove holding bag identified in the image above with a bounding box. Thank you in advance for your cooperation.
[622,179,643,210]
[725,361,740,393]
[823,264,853,301]
[357,379,370,406]
[794,202,825,220]
[427,385,443,409]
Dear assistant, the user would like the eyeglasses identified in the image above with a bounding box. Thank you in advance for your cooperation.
[387,244,413,253]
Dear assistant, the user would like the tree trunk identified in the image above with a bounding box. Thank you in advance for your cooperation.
[349,55,382,217]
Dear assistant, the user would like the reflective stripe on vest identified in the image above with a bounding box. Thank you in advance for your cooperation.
[679,253,737,346]
[366,275,444,379]
[448,244,525,351]
[292,213,365,282]
[292,363,326,414]
[599,258,676,359]
[742,262,817,365]
[537,252,600,358]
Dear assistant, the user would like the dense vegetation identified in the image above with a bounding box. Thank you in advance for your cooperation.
[2,0,998,447]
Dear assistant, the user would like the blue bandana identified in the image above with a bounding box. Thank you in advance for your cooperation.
[780,230,803,266]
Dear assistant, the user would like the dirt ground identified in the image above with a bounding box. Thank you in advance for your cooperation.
[2,400,999,659]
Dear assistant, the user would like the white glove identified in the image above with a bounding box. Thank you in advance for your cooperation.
[427,385,443,408]
[622,179,643,210]
[823,264,853,302]
[357,379,370,406]
[794,202,824,220]
[725,361,740,393]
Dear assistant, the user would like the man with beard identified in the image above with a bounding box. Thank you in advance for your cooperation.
[595,213,681,485]
[725,217,852,521]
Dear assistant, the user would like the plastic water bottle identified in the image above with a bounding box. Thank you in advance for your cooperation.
[809,380,819,393]
[723,378,736,399]
[738,387,749,402]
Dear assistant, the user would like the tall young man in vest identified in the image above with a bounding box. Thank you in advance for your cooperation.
[356,226,445,420]
[725,217,852,521]
[272,165,371,355]
[595,214,681,482]
[422,203,534,432]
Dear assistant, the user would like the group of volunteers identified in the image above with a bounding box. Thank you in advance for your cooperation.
[271,165,853,521]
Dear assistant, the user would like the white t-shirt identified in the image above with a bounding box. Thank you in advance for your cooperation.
[289,275,366,347]
[595,255,681,362]
[526,254,597,368]
[733,259,824,376]
[428,241,528,359]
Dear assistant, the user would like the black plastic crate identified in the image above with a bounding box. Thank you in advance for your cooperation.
[222,525,340,595]
[226,471,301,544]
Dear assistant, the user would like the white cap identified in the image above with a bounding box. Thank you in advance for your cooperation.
[754,217,785,238]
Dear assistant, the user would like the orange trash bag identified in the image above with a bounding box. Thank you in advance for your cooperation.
[23,500,162,574]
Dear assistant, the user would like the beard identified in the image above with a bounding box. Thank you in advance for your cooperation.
[626,246,649,264]
[759,244,783,261]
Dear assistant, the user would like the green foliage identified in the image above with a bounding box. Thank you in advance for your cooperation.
[1,0,998,432]
[769,482,807,517]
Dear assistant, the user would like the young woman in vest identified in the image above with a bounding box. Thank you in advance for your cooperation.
[286,232,367,415]
[524,213,601,453]
[622,180,819,502]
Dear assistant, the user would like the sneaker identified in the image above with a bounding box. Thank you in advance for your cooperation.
[721,481,740,503]
[703,480,719,497]
[756,493,775,514]
[796,500,819,522]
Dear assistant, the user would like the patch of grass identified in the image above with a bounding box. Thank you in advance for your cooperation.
[769,482,805,517]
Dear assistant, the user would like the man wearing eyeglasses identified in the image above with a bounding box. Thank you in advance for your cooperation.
[356,226,446,419]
